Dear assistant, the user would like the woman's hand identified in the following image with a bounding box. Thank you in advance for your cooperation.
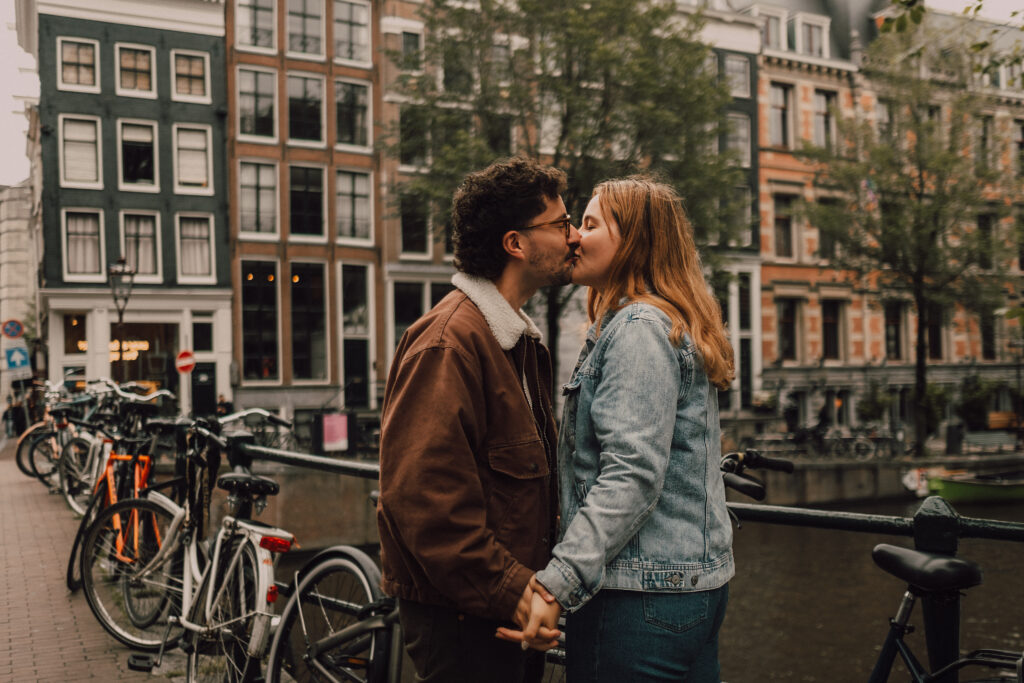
[496,577,561,651]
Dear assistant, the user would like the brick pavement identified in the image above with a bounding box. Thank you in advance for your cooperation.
[0,437,176,682]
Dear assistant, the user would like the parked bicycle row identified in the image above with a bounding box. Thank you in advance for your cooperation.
[739,424,916,460]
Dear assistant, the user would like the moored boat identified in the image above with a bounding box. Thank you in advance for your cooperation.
[927,470,1024,504]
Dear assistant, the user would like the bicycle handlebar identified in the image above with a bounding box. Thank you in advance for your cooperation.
[219,407,293,430]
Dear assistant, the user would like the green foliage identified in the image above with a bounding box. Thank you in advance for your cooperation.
[856,380,893,424]
[922,383,950,436]
[955,374,1001,430]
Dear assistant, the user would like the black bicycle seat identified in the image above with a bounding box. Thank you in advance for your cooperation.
[872,544,982,593]
[217,472,279,498]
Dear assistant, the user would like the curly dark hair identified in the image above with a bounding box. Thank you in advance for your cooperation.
[450,156,567,280]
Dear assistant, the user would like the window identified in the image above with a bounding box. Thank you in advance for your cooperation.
[725,56,750,97]
[64,314,87,355]
[483,113,513,156]
[240,161,278,235]
[177,214,214,282]
[770,83,792,148]
[399,106,429,167]
[121,212,159,279]
[238,0,275,50]
[60,116,101,188]
[884,302,903,360]
[116,44,156,97]
[336,170,371,241]
[727,186,753,247]
[977,213,995,269]
[392,281,454,349]
[443,41,473,95]
[291,262,327,380]
[739,338,752,409]
[334,0,370,63]
[821,300,842,360]
[174,125,213,193]
[401,31,422,70]
[760,10,785,50]
[813,90,836,149]
[289,166,324,237]
[977,116,994,169]
[63,210,104,280]
[774,195,794,258]
[335,80,369,148]
[491,43,512,82]
[400,193,429,256]
[193,319,213,352]
[288,0,323,55]
[778,298,799,361]
[726,114,751,167]
[801,22,824,57]
[58,37,99,92]
[1014,120,1024,179]
[119,121,157,190]
[288,74,323,142]
[876,100,893,140]
[341,263,372,407]
[981,312,996,361]
[242,260,279,380]
[172,50,210,102]
[239,68,276,139]
[926,302,944,360]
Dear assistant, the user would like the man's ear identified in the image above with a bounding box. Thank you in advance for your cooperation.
[502,230,526,261]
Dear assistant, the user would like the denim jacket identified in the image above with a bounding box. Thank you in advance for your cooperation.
[535,302,734,612]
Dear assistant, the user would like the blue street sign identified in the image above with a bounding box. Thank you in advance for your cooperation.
[1,320,24,339]
[5,347,30,370]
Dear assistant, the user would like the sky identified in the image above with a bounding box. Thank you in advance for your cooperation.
[0,0,1019,187]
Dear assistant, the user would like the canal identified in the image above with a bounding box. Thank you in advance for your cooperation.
[719,498,1024,682]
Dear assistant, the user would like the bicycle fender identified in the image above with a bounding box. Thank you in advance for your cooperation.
[281,544,380,596]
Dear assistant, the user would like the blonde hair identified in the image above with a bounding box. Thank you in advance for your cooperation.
[587,176,735,390]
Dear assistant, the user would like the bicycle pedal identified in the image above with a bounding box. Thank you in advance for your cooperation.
[127,654,155,672]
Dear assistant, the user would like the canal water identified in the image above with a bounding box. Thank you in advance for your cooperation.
[719,498,1024,682]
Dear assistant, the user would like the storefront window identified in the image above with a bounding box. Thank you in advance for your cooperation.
[64,313,87,354]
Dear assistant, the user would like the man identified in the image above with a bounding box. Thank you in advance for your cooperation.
[377,157,579,682]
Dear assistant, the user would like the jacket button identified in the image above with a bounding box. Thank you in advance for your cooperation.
[691,575,699,586]
[668,574,682,586]
[529,462,539,473]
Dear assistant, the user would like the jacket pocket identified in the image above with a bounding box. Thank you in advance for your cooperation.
[487,439,549,479]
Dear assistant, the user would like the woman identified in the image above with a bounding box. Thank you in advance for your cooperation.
[500,176,735,682]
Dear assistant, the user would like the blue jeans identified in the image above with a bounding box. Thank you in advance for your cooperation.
[565,584,729,683]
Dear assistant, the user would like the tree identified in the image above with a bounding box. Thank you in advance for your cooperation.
[799,22,1016,456]
[384,0,745,391]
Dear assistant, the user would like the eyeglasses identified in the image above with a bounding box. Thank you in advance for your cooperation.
[518,214,573,240]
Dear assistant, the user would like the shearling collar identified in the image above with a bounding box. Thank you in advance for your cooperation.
[452,272,543,351]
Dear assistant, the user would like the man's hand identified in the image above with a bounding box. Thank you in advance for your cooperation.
[496,576,561,651]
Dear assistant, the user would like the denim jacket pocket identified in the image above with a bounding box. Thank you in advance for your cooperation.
[642,590,709,634]
[487,439,549,479]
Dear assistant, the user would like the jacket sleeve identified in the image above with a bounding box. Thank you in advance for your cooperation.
[535,315,681,611]
[378,345,532,621]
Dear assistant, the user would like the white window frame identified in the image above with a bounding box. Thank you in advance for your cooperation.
[116,118,160,193]
[288,163,328,244]
[335,167,374,246]
[114,43,157,99]
[333,0,373,68]
[238,158,280,241]
[286,0,326,62]
[727,113,751,168]
[236,0,277,55]
[399,193,433,261]
[751,6,788,52]
[725,55,751,98]
[387,277,450,362]
[239,256,283,387]
[286,71,327,148]
[118,210,163,284]
[400,29,424,74]
[334,77,373,153]
[56,36,101,94]
[170,49,212,104]
[175,212,217,285]
[58,114,103,191]
[813,89,838,150]
[397,103,431,172]
[237,65,279,145]
[337,260,377,409]
[792,12,830,59]
[172,123,215,196]
[289,259,332,385]
[61,208,106,283]
[769,80,795,149]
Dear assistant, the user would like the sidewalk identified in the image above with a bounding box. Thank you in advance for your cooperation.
[0,437,156,682]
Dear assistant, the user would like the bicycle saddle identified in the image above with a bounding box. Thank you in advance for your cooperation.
[217,472,279,498]
[872,544,981,593]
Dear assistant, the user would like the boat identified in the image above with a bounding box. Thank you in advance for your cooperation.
[926,470,1024,504]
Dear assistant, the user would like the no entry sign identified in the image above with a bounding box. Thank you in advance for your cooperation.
[175,350,196,374]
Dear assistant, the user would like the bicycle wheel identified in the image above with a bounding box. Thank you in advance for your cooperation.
[81,497,184,651]
[852,437,874,461]
[15,421,47,477]
[67,478,107,592]
[186,539,260,683]
[59,437,96,515]
[28,431,60,485]
[266,551,382,683]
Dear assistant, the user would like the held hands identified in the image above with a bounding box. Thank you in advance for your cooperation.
[495,575,562,652]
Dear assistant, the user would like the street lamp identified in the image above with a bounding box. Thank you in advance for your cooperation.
[108,257,136,383]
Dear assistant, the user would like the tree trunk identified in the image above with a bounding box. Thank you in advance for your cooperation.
[913,293,929,458]
[545,286,563,408]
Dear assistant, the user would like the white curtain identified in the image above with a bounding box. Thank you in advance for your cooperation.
[177,128,209,187]
[63,119,98,183]
[179,217,211,276]
[66,212,100,275]
[124,214,156,275]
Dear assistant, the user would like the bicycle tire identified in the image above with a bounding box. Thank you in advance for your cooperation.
[15,421,46,477]
[81,497,184,651]
[28,431,60,485]
[852,437,874,461]
[59,437,96,515]
[266,551,382,683]
[67,478,107,592]
[186,539,260,683]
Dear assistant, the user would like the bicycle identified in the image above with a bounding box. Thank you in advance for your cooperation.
[81,417,295,683]
[262,448,794,683]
